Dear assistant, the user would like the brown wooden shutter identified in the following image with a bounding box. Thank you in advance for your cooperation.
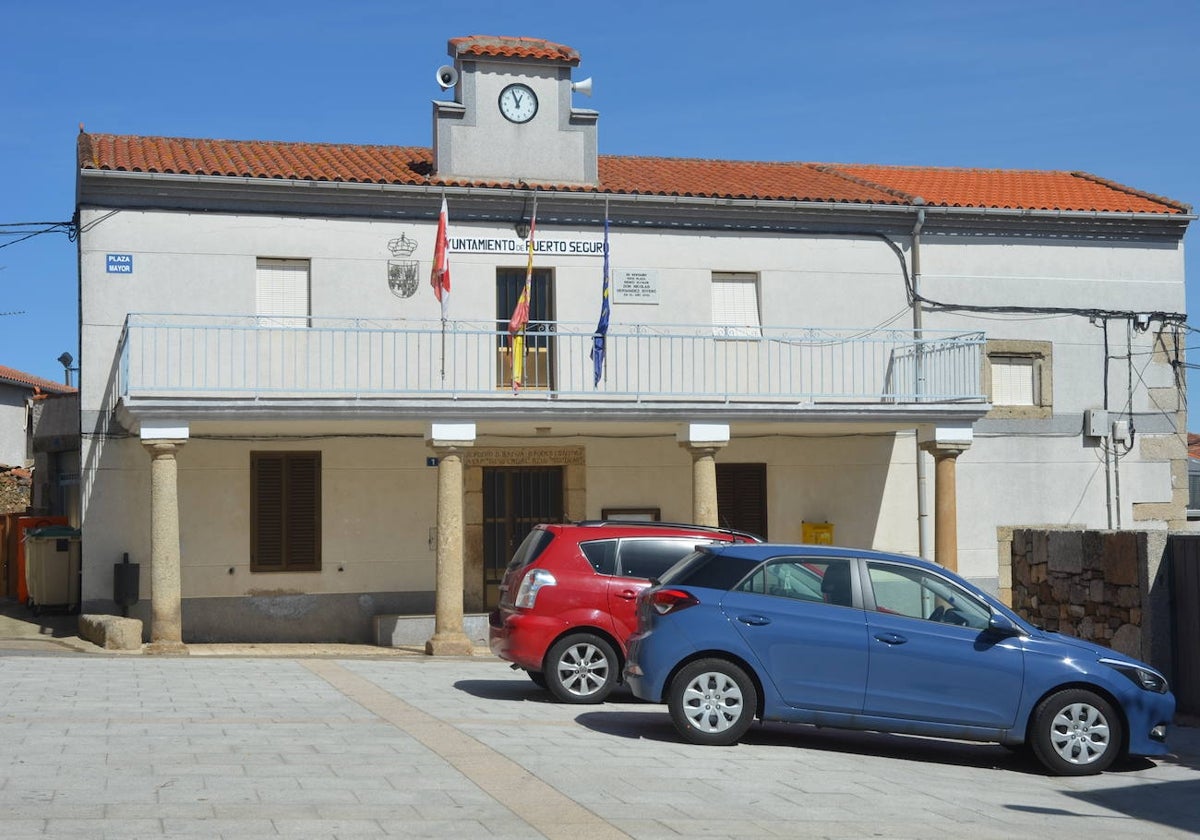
[284,453,321,571]
[251,452,321,572]
[251,453,285,570]
[717,463,767,539]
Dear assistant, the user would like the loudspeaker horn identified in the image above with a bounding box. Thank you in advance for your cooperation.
[571,77,593,97]
[436,65,459,90]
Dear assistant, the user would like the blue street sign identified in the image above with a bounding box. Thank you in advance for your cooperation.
[106,254,133,273]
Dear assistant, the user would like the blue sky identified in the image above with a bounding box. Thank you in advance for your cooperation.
[3,1,1198,403]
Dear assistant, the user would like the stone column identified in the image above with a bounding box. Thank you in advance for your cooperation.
[425,423,476,656]
[677,424,730,527]
[141,435,188,655]
[929,446,965,572]
[918,425,973,574]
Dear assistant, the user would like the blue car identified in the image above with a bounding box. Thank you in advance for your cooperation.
[624,543,1174,776]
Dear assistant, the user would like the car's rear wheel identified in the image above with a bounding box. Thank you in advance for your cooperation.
[545,634,618,704]
[668,658,757,746]
[1029,688,1123,775]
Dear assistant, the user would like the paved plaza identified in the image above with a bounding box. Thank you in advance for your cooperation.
[0,608,1197,838]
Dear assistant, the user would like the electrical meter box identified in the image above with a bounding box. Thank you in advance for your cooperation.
[1084,409,1110,438]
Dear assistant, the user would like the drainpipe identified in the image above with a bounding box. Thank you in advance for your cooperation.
[911,200,931,560]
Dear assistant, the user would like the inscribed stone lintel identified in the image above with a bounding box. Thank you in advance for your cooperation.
[465,446,586,467]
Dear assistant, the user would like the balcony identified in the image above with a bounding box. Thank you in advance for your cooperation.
[116,314,987,421]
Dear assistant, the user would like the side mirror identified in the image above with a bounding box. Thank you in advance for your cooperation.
[986,612,1022,638]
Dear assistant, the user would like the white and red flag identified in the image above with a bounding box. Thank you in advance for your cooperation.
[430,197,451,318]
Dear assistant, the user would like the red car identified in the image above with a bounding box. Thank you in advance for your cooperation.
[488,521,760,703]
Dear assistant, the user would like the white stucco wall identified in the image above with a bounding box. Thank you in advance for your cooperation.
[77,203,1188,612]
[0,385,28,468]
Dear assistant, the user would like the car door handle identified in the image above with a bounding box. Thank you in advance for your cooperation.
[873,632,907,645]
[737,615,771,626]
[616,590,638,601]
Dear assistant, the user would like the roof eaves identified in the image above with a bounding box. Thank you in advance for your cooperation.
[448,35,580,65]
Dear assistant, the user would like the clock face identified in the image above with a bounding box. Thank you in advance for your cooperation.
[498,83,538,124]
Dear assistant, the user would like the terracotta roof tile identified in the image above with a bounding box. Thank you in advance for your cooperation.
[448,35,579,65]
[0,365,76,394]
[598,156,900,203]
[77,133,1189,215]
[831,164,1189,214]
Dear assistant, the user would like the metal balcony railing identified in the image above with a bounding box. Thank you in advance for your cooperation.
[117,313,986,404]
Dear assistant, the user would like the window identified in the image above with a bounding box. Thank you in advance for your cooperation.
[866,562,990,629]
[251,452,321,572]
[581,540,618,575]
[711,272,761,337]
[617,538,708,580]
[984,339,1052,419]
[496,267,554,388]
[256,258,310,327]
[736,557,832,603]
[991,356,1037,405]
[1189,463,1200,518]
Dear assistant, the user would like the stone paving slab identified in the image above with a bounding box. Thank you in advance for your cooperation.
[0,595,1197,840]
[0,650,1196,839]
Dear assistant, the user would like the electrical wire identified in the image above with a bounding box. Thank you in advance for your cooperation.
[0,221,76,249]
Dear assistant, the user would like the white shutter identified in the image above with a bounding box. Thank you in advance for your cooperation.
[711,273,761,337]
[256,259,310,327]
[991,356,1037,405]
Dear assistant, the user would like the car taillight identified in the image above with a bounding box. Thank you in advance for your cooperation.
[514,568,556,608]
[649,588,699,615]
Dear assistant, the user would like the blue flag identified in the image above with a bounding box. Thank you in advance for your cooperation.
[590,216,610,387]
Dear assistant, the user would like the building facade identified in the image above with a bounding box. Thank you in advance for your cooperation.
[0,365,74,472]
[74,36,1193,647]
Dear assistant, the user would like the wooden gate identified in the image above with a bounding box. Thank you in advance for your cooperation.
[1169,535,1200,716]
[482,466,564,609]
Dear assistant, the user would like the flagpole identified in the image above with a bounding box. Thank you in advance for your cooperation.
[509,190,537,393]
[591,198,611,389]
[439,194,447,381]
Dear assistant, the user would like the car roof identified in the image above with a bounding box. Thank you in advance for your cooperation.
[539,521,762,541]
[699,542,947,573]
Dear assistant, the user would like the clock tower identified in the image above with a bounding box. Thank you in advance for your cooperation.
[432,36,598,186]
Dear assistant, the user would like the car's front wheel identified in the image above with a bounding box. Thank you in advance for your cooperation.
[668,658,757,746]
[1029,688,1124,775]
[544,634,618,704]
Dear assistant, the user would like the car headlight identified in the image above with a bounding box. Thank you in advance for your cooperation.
[1100,658,1169,694]
[515,568,556,609]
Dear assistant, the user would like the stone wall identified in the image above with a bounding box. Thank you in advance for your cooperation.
[1009,528,1170,667]
[0,468,30,514]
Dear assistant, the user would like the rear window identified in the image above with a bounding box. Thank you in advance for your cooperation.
[505,528,556,573]
[658,549,760,590]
